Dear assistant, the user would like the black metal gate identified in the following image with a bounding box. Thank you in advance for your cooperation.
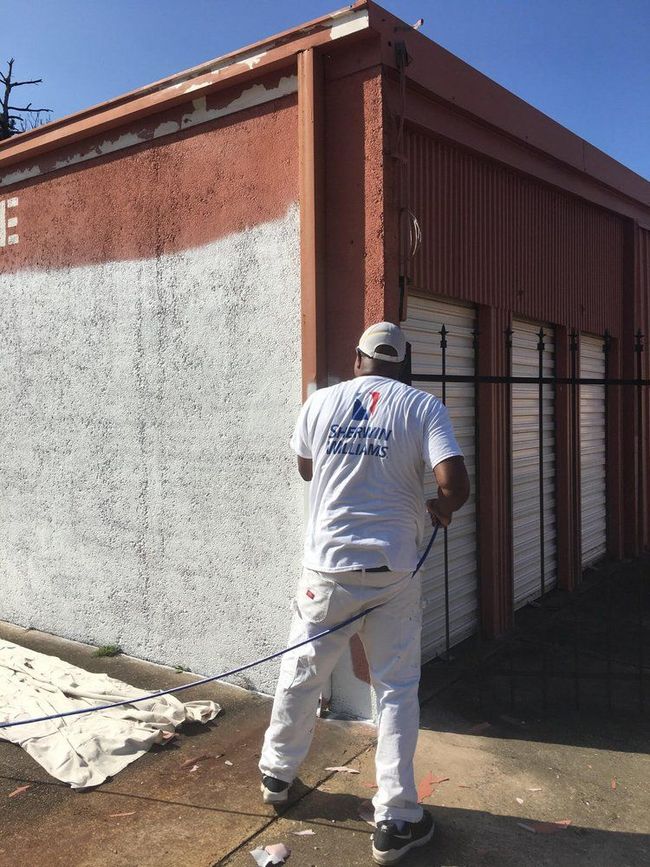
[408,324,650,716]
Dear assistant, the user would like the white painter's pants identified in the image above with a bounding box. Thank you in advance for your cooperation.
[259,568,423,824]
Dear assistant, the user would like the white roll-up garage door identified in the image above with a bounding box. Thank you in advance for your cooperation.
[402,296,478,661]
[580,334,607,566]
[511,320,557,609]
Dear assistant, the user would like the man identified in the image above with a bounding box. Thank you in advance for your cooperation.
[259,321,470,865]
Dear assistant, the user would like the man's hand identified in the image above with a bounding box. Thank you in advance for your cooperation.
[426,498,453,528]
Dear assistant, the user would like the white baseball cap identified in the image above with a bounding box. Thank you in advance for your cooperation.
[357,321,407,363]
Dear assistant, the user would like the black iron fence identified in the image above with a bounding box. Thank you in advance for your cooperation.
[407,324,650,716]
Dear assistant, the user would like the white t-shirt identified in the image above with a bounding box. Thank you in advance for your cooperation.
[290,375,463,573]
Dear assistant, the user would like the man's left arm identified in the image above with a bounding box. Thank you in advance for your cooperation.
[422,399,470,527]
[426,456,470,527]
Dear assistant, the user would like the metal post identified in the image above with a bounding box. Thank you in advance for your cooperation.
[570,330,580,711]
[440,323,451,658]
[537,328,546,601]
[636,330,646,557]
[607,570,613,713]
[603,331,611,549]
[506,326,514,615]
[473,326,482,657]
[475,324,485,708]
[505,325,516,712]
[537,328,549,712]
[603,331,612,713]
[570,330,580,578]
[635,330,645,713]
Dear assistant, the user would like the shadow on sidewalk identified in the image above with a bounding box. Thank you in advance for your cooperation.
[417,553,650,754]
[271,787,649,867]
[397,806,649,867]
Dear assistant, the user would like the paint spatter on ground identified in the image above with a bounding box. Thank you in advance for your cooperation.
[417,771,450,802]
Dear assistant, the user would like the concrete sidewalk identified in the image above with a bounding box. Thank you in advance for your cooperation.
[222,705,650,867]
[0,622,373,867]
[2,622,649,867]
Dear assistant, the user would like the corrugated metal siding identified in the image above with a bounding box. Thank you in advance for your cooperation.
[511,320,557,607]
[406,129,626,337]
[402,296,478,661]
[580,334,607,566]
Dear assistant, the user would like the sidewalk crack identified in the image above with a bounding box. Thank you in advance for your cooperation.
[214,745,375,865]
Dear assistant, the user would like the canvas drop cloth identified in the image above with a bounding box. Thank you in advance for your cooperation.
[0,639,220,788]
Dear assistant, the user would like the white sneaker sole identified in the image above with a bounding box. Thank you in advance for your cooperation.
[371,821,435,865]
[260,782,289,804]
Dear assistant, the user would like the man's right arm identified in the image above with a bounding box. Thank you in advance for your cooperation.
[291,393,315,481]
[426,455,470,527]
[297,456,313,481]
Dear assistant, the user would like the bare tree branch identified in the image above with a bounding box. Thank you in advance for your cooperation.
[8,78,43,90]
[9,105,50,113]
[0,58,50,139]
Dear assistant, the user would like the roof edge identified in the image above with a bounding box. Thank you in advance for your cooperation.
[0,2,370,171]
[365,1,649,214]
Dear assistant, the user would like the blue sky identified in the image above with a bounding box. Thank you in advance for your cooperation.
[6,0,650,179]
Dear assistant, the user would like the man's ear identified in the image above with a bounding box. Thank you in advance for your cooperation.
[353,349,362,375]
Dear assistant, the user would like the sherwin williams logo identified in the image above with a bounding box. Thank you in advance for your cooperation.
[351,391,381,421]
[326,391,392,458]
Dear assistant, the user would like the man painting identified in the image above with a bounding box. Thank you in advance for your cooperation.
[259,321,469,864]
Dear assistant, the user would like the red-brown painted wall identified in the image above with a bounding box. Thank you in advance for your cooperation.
[388,98,648,639]
[323,52,388,383]
[322,46,394,688]
[404,129,626,337]
[0,70,304,694]
[0,74,298,275]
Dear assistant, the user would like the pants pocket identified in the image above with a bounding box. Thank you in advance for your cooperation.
[396,578,423,680]
[295,570,336,624]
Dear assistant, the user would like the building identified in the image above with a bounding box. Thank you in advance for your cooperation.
[0,2,648,718]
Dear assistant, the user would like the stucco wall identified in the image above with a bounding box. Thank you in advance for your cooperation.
[0,206,302,691]
[0,87,303,693]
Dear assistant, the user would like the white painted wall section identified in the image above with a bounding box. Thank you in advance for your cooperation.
[0,205,303,694]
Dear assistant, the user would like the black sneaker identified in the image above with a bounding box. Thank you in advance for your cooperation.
[371,811,435,864]
[260,775,290,804]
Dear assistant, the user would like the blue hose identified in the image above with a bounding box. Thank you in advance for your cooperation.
[0,526,438,731]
